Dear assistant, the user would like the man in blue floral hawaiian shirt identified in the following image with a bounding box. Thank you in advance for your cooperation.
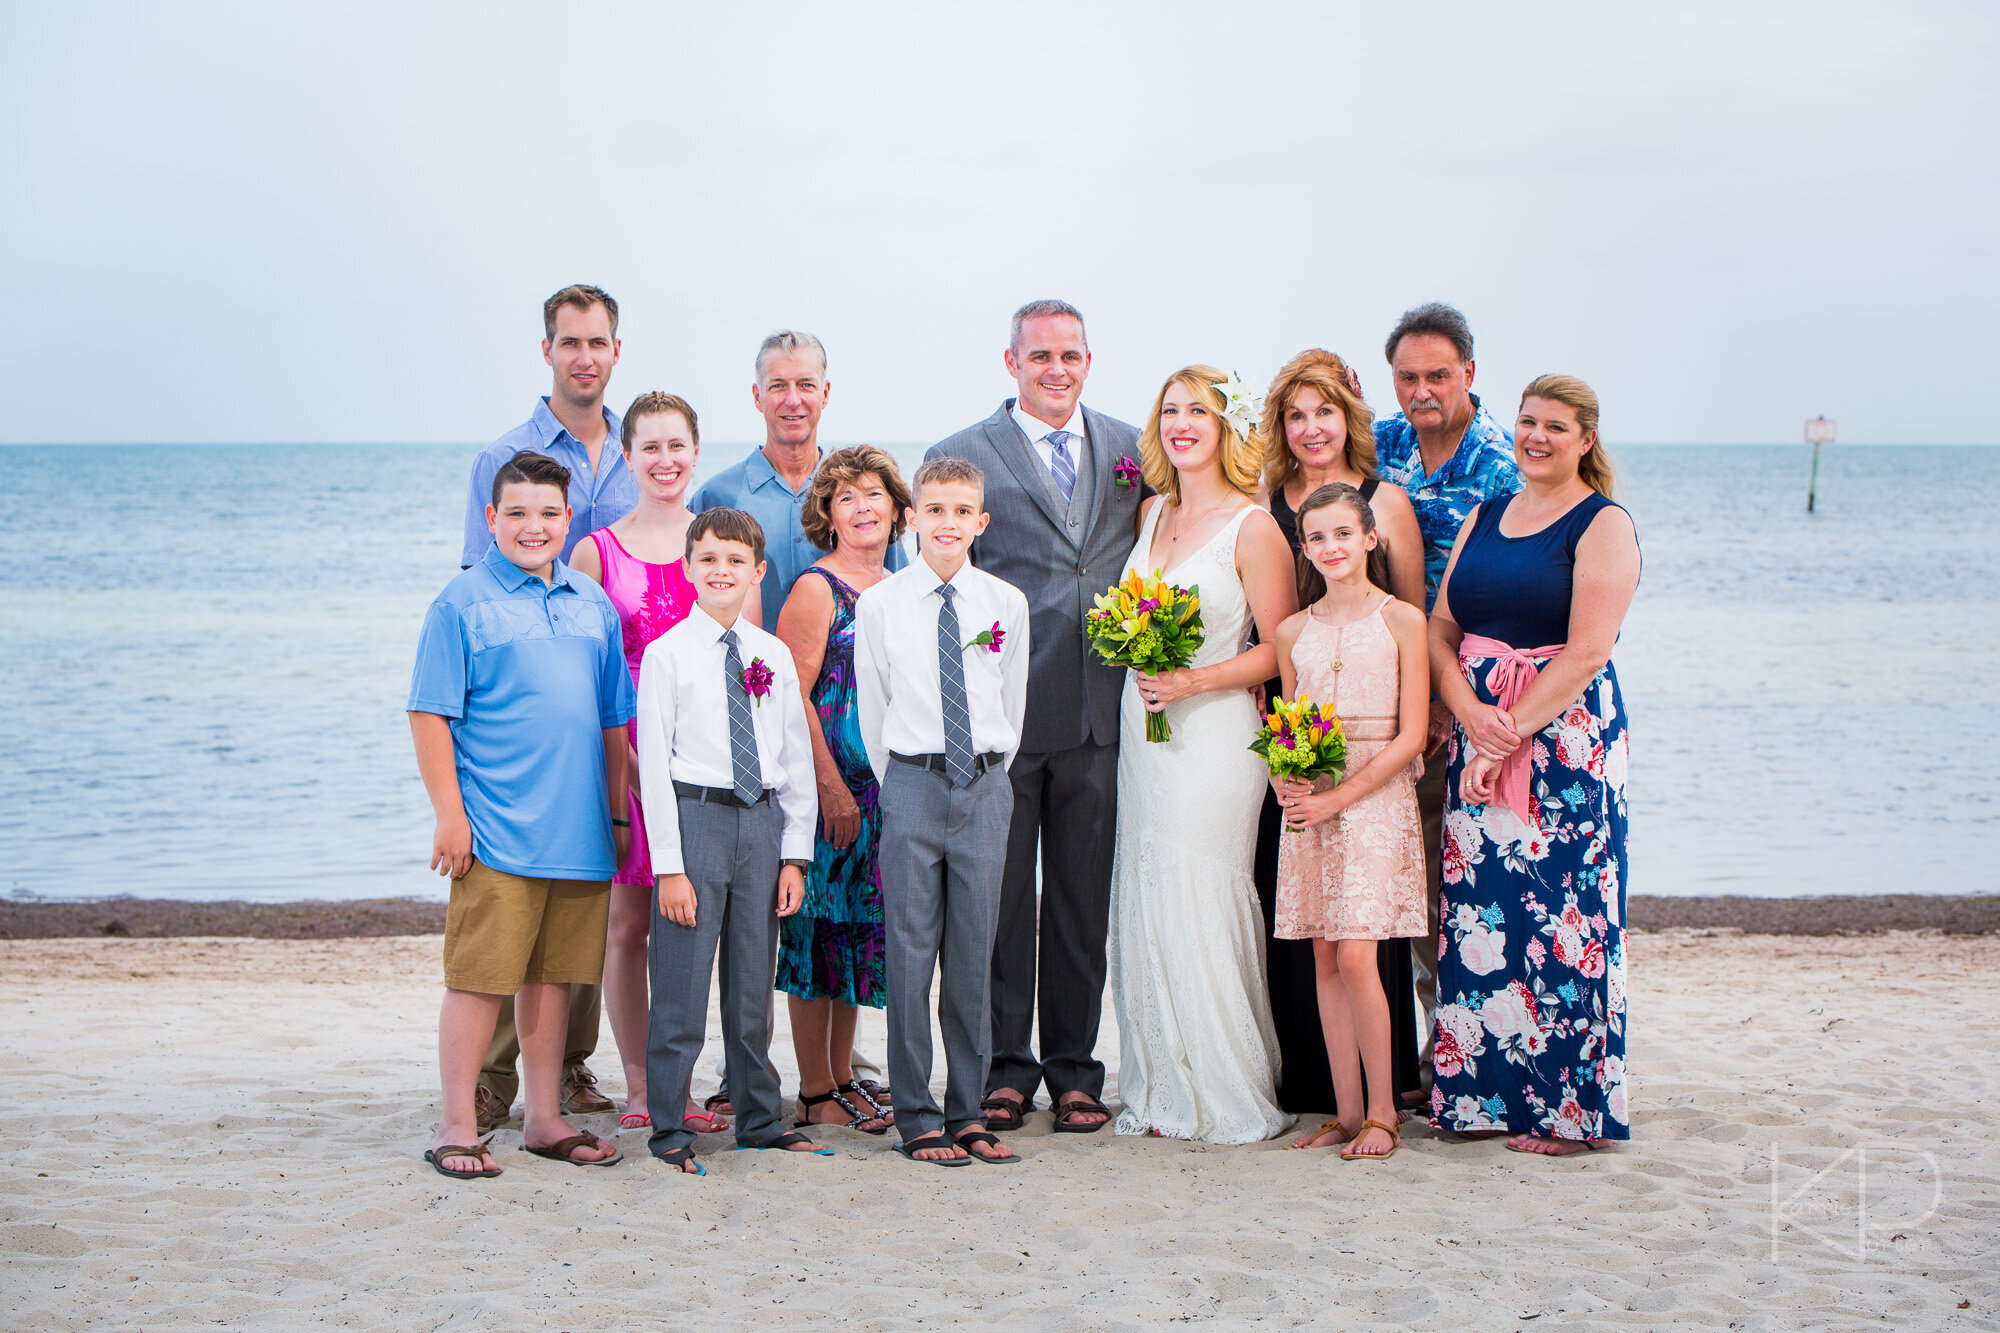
[1372,301,1520,1100]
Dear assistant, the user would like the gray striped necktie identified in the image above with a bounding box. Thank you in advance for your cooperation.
[1046,429,1076,504]
[720,628,762,805]
[936,584,975,788]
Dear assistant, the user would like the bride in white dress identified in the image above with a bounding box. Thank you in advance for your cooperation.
[1109,366,1301,1144]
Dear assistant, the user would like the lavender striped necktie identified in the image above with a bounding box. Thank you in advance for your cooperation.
[1046,430,1075,504]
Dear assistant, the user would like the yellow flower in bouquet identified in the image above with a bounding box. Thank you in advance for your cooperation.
[1249,695,1348,830]
[1085,569,1205,742]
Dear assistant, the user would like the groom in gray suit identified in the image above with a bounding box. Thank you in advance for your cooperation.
[926,299,1143,1132]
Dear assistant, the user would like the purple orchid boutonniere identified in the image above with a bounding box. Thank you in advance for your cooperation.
[1113,456,1142,490]
[964,621,1005,653]
[742,657,775,703]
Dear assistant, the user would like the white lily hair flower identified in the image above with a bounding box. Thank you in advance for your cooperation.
[1212,372,1265,443]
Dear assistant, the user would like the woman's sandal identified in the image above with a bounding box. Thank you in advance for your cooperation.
[619,1111,652,1132]
[1339,1119,1401,1161]
[795,1086,891,1135]
[954,1128,1022,1165]
[1287,1119,1353,1150]
[842,1080,893,1122]
[657,1145,705,1176]
[423,1137,501,1179]
[1053,1096,1113,1134]
[893,1132,970,1167]
[523,1133,623,1167]
[682,1108,730,1134]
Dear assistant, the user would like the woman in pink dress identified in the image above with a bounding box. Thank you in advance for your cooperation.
[1271,483,1431,1160]
[568,392,712,1135]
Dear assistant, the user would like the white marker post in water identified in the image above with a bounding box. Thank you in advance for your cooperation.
[1805,416,1836,513]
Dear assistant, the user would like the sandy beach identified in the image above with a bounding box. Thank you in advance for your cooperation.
[3,927,1996,1330]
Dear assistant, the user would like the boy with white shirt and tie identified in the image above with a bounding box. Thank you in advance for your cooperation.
[855,457,1031,1166]
[635,508,830,1174]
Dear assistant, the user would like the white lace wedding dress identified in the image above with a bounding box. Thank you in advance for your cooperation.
[1108,502,1291,1144]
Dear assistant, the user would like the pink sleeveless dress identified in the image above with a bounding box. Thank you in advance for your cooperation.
[591,528,698,886]
[1274,598,1428,941]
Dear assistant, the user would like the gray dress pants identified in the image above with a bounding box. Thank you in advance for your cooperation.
[645,794,786,1157]
[878,758,1013,1143]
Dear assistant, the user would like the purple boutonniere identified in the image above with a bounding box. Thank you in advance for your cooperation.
[1113,456,1142,490]
[964,621,1006,653]
[742,657,775,703]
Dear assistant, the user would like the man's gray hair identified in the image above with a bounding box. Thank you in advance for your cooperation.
[1009,299,1088,353]
[756,330,828,381]
[1384,302,1474,364]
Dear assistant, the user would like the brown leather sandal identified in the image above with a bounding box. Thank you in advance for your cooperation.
[423,1137,501,1179]
[523,1133,622,1167]
[981,1093,1029,1132]
[1339,1119,1401,1161]
[1287,1119,1352,1150]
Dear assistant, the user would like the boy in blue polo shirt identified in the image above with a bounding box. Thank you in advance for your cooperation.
[409,450,637,1179]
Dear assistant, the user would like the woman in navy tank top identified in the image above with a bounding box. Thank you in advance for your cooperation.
[1424,375,1642,1155]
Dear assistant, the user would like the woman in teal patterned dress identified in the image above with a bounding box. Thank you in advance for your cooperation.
[773,447,912,1133]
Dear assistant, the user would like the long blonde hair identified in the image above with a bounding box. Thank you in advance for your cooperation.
[1137,365,1262,505]
[1259,350,1378,494]
[1519,373,1615,499]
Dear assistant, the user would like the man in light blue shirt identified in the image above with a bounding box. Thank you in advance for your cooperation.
[690,330,906,632]
[460,285,636,568]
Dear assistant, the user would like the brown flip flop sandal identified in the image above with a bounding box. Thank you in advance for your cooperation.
[1339,1119,1401,1161]
[523,1133,622,1167]
[424,1137,501,1179]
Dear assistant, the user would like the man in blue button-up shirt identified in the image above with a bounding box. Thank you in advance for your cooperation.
[690,330,907,632]
[1370,301,1521,1098]
[460,285,637,568]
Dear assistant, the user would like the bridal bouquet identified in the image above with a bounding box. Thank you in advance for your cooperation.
[1249,695,1348,830]
[1086,570,1205,743]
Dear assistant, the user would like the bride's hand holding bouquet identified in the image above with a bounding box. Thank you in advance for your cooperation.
[1087,569,1206,742]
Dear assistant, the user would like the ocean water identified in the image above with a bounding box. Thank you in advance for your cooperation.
[3,442,1994,903]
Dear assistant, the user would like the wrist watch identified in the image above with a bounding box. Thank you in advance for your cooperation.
[782,858,810,870]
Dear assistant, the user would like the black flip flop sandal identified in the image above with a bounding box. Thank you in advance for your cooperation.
[980,1093,1030,1131]
[954,1128,1023,1165]
[893,1132,971,1167]
[655,1145,705,1176]
[736,1130,834,1156]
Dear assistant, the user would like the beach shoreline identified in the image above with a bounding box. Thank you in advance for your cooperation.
[5,892,1997,940]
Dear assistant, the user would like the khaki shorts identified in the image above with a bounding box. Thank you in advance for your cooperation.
[442,860,612,995]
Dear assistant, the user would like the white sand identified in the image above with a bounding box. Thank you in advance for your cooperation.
[2,929,1996,1330]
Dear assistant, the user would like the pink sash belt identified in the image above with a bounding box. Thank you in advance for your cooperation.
[1458,634,1566,827]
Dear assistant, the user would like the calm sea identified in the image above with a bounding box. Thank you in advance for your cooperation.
[3,442,1994,903]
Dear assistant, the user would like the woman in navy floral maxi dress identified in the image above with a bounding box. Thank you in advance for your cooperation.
[1426,375,1641,1154]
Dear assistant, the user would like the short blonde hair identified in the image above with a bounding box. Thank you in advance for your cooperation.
[1259,350,1378,494]
[799,446,911,549]
[1137,365,1262,505]
[911,455,985,504]
[1519,373,1615,499]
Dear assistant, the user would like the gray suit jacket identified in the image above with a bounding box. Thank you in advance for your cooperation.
[928,400,1144,754]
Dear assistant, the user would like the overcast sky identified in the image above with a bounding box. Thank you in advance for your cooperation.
[3,1,1994,447]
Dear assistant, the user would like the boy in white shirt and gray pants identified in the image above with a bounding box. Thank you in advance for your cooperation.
[856,457,1030,1166]
[636,509,830,1174]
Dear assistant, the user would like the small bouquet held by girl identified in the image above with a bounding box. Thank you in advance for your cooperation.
[1250,695,1349,830]
[1087,569,1205,742]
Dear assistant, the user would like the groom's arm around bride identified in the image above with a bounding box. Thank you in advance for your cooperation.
[925,299,1144,1133]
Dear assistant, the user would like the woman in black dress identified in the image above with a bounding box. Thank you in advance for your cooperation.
[1255,350,1427,1131]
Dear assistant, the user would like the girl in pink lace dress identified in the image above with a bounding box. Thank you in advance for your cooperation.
[568,393,706,1136]
[1271,484,1430,1161]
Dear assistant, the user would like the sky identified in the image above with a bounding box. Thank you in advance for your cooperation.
[2,1,1995,447]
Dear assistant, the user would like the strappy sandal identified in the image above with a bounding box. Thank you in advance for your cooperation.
[523,1133,622,1167]
[954,1128,1022,1165]
[1053,1095,1112,1134]
[796,1086,891,1135]
[656,1145,705,1176]
[735,1130,834,1156]
[1287,1119,1353,1150]
[893,1132,970,1167]
[423,1137,501,1179]
[842,1080,892,1121]
[852,1077,891,1104]
[1339,1119,1401,1161]
[682,1109,730,1134]
[980,1093,1030,1132]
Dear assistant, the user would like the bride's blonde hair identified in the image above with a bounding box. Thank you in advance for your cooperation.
[1137,365,1263,506]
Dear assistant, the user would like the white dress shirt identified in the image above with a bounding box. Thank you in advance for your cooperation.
[1011,402,1090,481]
[635,603,817,875]
[854,557,1032,782]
